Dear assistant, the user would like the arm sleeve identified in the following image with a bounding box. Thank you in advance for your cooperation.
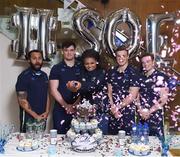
[155,72,169,88]
[129,69,141,87]
[49,65,59,80]
[106,69,113,84]
[15,74,28,92]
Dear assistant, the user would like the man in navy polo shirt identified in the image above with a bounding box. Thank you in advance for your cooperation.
[107,46,140,135]
[16,50,50,132]
[137,53,169,138]
[49,41,81,134]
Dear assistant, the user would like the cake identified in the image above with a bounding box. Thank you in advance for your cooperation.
[76,99,96,117]
[66,99,103,151]
[67,118,102,141]
[128,143,150,156]
[71,133,97,152]
[17,139,39,151]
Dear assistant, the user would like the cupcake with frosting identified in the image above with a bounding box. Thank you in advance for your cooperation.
[71,119,78,128]
[67,128,76,140]
[90,119,99,129]
[18,140,25,151]
[72,119,80,133]
[24,139,32,151]
[86,122,92,130]
[95,129,103,140]
[32,140,39,149]
[79,122,86,132]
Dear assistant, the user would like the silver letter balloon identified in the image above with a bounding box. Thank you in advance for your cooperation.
[11,5,57,61]
[146,13,175,56]
[73,8,102,52]
[103,8,141,58]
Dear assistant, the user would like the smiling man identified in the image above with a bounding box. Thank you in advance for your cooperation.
[107,46,140,135]
[16,50,50,132]
[49,41,81,134]
[137,53,169,138]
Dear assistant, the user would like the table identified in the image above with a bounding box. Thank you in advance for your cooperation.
[1,133,179,157]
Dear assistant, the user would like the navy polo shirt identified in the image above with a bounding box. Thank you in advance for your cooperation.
[49,60,81,105]
[107,65,140,135]
[139,70,169,136]
[16,68,48,118]
[139,70,169,109]
[79,68,106,104]
[107,65,140,101]
[49,60,81,134]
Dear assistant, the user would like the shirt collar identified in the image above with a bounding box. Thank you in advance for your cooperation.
[62,60,80,68]
[116,65,130,74]
[144,69,156,78]
[28,67,42,76]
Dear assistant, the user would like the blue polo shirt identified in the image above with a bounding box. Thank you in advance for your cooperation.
[107,65,140,135]
[15,67,48,131]
[139,69,169,137]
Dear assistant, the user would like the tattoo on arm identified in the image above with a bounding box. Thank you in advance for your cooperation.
[17,91,31,109]
[17,91,27,100]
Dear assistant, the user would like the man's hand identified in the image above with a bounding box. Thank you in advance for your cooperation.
[66,81,81,92]
[110,104,120,114]
[114,111,122,119]
[34,114,44,121]
[65,104,76,114]
[110,104,122,119]
[139,108,151,120]
[40,112,49,119]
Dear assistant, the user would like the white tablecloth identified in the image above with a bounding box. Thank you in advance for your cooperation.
[1,133,179,157]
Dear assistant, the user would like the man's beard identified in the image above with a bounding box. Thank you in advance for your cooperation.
[30,62,42,71]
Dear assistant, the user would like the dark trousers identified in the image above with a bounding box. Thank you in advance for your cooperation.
[140,114,164,138]
[108,108,135,135]
[53,105,73,134]
[98,113,109,135]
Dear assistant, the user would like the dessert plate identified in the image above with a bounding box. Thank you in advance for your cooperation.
[16,145,39,152]
[71,134,97,152]
[128,149,151,156]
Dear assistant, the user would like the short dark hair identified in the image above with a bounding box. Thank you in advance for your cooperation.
[61,41,76,49]
[82,49,100,62]
[115,45,128,55]
[81,49,101,69]
[140,53,154,61]
[27,50,43,59]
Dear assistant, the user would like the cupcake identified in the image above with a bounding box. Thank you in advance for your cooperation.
[67,129,76,141]
[18,140,25,151]
[79,122,86,132]
[73,120,80,133]
[71,118,78,127]
[24,139,32,151]
[32,140,39,150]
[90,119,98,129]
[86,122,92,130]
[95,129,103,140]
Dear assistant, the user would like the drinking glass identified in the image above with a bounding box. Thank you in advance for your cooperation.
[26,122,34,139]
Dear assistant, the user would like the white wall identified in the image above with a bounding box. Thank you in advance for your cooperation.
[0,33,52,132]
